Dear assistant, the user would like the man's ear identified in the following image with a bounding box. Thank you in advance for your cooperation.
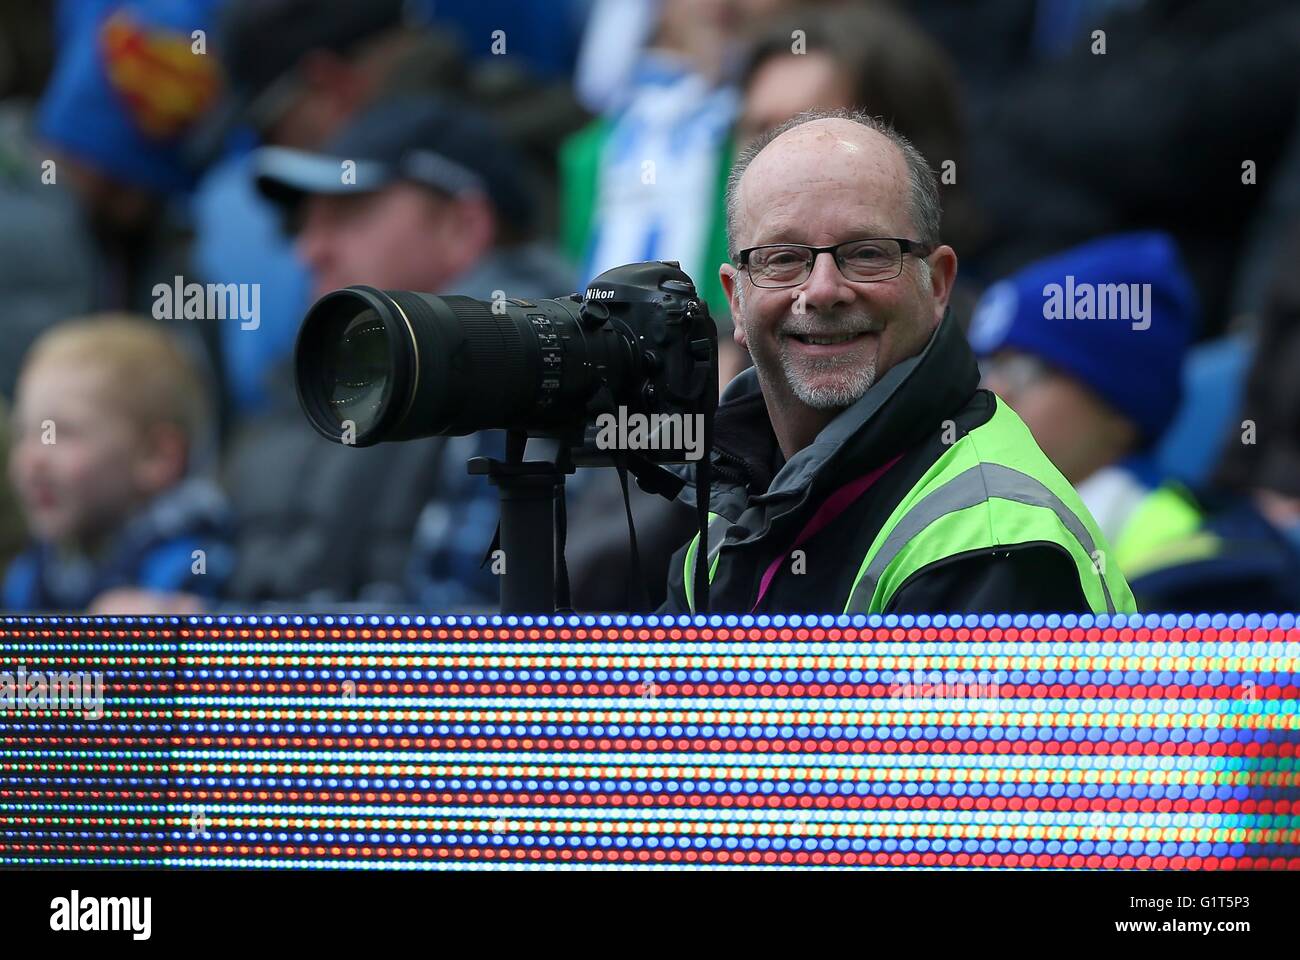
[927,244,959,325]
[720,262,748,350]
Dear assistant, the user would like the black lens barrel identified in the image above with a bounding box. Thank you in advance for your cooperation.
[296,285,616,445]
[386,292,538,438]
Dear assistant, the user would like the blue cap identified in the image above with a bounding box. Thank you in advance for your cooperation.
[254,95,535,231]
[37,0,222,195]
[967,231,1198,446]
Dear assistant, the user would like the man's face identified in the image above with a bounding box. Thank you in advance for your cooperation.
[737,53,856,146]
[296,182,466,298]
[725,120,950,418]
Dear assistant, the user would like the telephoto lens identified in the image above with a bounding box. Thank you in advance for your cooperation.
[294,261,717,459]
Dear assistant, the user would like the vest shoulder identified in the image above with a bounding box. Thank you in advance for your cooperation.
[954,395,1082,498]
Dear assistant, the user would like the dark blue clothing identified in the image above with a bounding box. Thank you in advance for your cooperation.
[412,0,587,80]
[3,478,234,612]
[1130,494,1300,613]
[404,432,504,612]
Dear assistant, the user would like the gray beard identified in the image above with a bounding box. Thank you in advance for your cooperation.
[781,345,878,409]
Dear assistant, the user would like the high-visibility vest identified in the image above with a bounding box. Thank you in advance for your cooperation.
[683,398,1138,615]
[1110,482,1208,581]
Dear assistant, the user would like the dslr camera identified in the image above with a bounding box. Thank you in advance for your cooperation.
[294,260,717,463]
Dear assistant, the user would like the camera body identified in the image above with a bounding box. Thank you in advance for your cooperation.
[570,260,717,464]
[294,260,718,465]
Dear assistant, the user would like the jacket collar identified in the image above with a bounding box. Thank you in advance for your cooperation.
[696,308,980,511]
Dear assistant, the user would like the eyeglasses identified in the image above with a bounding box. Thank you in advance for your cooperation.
[735,237,933,289]
[979,352,1050,396]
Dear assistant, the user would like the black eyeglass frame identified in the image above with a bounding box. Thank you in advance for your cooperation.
[734,237,935,288]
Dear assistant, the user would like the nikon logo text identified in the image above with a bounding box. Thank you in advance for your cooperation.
[50,890,151,941]
[585,288,616,300]
[595,406,705,461]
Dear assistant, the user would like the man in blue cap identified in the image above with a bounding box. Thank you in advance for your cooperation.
[968,231,1201,584]
[254,96,563,303]
[190,0,465,419]
[208,95,572,609]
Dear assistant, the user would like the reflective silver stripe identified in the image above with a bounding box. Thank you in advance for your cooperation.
[845,463,1115,613]
[686,514,733,611]
[705,515,729,567]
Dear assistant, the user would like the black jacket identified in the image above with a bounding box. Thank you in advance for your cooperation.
[660,311,1092,615]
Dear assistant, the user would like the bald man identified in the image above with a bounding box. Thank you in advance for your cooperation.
[663,108,1138,615]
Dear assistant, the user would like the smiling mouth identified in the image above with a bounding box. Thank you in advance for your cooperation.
[788,331,874,346]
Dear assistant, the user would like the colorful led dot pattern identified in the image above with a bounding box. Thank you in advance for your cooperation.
[2,613,1298,870]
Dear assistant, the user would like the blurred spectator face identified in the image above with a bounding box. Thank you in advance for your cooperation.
[738,53,856,146]
[9,355,184,553]
[295,182,494,299]
[657,0,793,72]
[691,0,792,31]
[722,119,955,416]
[981,349,1138,484]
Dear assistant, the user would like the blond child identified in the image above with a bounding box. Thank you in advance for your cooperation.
[3,315,231,612]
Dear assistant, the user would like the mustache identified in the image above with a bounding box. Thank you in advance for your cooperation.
[780,312,883,337]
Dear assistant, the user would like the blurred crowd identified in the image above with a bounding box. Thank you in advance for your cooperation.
[1,0,1299,615]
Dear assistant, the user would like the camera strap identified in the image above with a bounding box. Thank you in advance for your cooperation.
[612,453,651,612]
[692,357,717,616]
[693,444,712,616]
